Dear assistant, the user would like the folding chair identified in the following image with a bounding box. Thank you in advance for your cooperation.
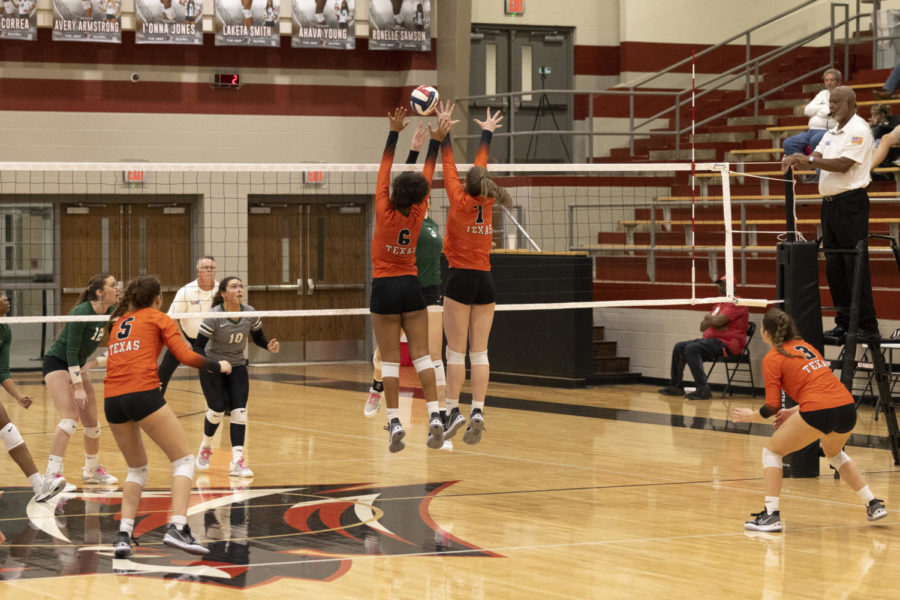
[706,321,756,397]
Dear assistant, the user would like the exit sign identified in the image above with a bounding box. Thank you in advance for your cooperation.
[303,171,325,184]
[505,0,524,15]
[124,170,144,185]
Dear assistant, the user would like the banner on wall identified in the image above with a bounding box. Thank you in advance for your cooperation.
[368,0,429,51]
[135,0,204,44]
[52,0,122,42]
[215,0,280,46]
[1,0,38,41]
[291,0,355,49]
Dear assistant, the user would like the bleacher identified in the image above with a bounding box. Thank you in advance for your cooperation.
[587,56,900,320]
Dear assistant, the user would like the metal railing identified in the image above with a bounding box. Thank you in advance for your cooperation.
[454,0,870,162]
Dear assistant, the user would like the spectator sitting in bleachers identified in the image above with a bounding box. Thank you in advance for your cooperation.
[782,68,841,182]
[869,104,900,178]
[872,62,900,100]
[658,277,750,400]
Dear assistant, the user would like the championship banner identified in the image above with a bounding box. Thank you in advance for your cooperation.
[0,0,38,41]
[291,0,355,49]
[368,0,429,51]
[135,0,203,44]
[52,0,122,42]
[215,0,280,46]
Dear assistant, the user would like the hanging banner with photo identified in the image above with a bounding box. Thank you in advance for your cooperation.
[291,0,355,49]
[1,0,38,41]
[135,0,203,45]
[368,0,429,51]
[215,0,280,46]
[52,0,123,42]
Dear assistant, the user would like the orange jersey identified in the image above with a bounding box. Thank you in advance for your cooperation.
[371,130,439,279]
[104,307,210,398]
[762,339,853,414]
[442,131,494,271]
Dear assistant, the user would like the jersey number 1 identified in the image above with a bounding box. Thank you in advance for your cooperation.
[228,332,244,344]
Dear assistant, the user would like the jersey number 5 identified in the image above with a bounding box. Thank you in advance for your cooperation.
[117,316,134,340]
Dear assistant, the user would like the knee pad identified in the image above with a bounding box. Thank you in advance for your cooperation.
[126,465,149,488]
[828,450,850,471]
[433,360,446,386]
[412,355,433,373]
[172,454,194,481]
[231,407,248,426]
[83,425,101,439]
[446,348,466,366]
[0,423,24,452]
[469,350,489,366]
[373,352,382,372]
[381,361,400,379]
[205,409,224,425]
[762,447,783,469]
[57,419,78,437]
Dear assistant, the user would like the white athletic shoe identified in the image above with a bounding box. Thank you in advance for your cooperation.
[229,457,254,478]
[426,412,444,449]
[440,439,453,451]
[34,474,67,502]
[196,446,212,471]
[82,465,118,485]
[364,388,382,417]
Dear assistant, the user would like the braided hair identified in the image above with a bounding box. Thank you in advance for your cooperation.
[762,308,804,358]
[105,275,160,334]
[465,166,511,208]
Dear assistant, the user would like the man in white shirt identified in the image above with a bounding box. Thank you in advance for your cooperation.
[782,68,841,163]
[158,256,218,393]
[782,86,879,339]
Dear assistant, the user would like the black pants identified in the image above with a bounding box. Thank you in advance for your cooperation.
[669,337,726,390]
[157,334,196,395]
[821,189,878,330]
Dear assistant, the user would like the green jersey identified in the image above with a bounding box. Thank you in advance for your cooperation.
[46,301,113,367]
[416,216,442,287]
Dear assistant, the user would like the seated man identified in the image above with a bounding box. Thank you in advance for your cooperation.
[658,276,750,400]
[782,68,840,179]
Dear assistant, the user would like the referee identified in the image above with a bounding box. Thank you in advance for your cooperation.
[782,86,879,339]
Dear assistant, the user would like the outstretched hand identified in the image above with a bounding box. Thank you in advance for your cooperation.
[388,107,409,133]
[410,123,428,152]
[474,107,504,132]
[731,407,755,423]
[429,104,459,140]
[268,338,280,354]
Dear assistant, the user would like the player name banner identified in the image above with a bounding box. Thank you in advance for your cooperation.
[215,0,279,46]
[368,0,429,51]
[0,0,37,41]
[52,0,122,42]
[135,0,203,45]
[291,0,355,49]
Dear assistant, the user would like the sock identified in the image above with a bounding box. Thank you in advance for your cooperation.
[426,401,438,415]
[46,455,64,477]
[857,485,875,505]
[28,473,42,493]
[472,400,485,412]
[85,454,99,471]
[171,515,187,530]
[372,380,384,393]
[446,398,459,411]
[764,496,779,514]
[201,436,214,449]
[232,446,244,462]
[119,518,135,535]
[387,408,399,422]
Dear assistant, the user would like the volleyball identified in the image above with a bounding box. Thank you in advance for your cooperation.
[410,85,439,116]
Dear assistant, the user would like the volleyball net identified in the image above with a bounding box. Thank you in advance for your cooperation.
[0,160,776,367]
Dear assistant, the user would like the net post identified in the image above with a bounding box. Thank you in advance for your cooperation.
[717,162,735,296]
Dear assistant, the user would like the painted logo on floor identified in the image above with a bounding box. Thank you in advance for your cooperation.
[0,481,498,588]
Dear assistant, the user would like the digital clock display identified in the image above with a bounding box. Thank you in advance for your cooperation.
[213,72,241,88]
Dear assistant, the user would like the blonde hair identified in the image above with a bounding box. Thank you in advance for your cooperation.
[465,166,511,208]
[762,308,804,359]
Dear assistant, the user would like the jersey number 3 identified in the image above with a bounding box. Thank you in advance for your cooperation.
[792,344,816,360]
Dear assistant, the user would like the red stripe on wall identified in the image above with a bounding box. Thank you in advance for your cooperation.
[573,45,619,77]
[0,29,436,71]
[0,78,418,116]
[619,41,778,74]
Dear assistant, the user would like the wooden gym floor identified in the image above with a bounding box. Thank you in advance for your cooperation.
[0,362,898,599]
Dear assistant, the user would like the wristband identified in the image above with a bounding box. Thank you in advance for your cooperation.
[94,354,107,368]
[68,365,83,385]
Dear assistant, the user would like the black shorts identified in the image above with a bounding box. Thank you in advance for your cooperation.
[420,284,443,306]
[444,268,495,305]
[370,275,427,315]
[800,403,857,435]
[199,364,249,413]
[104,389,167,424]
[42,355,70,377]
